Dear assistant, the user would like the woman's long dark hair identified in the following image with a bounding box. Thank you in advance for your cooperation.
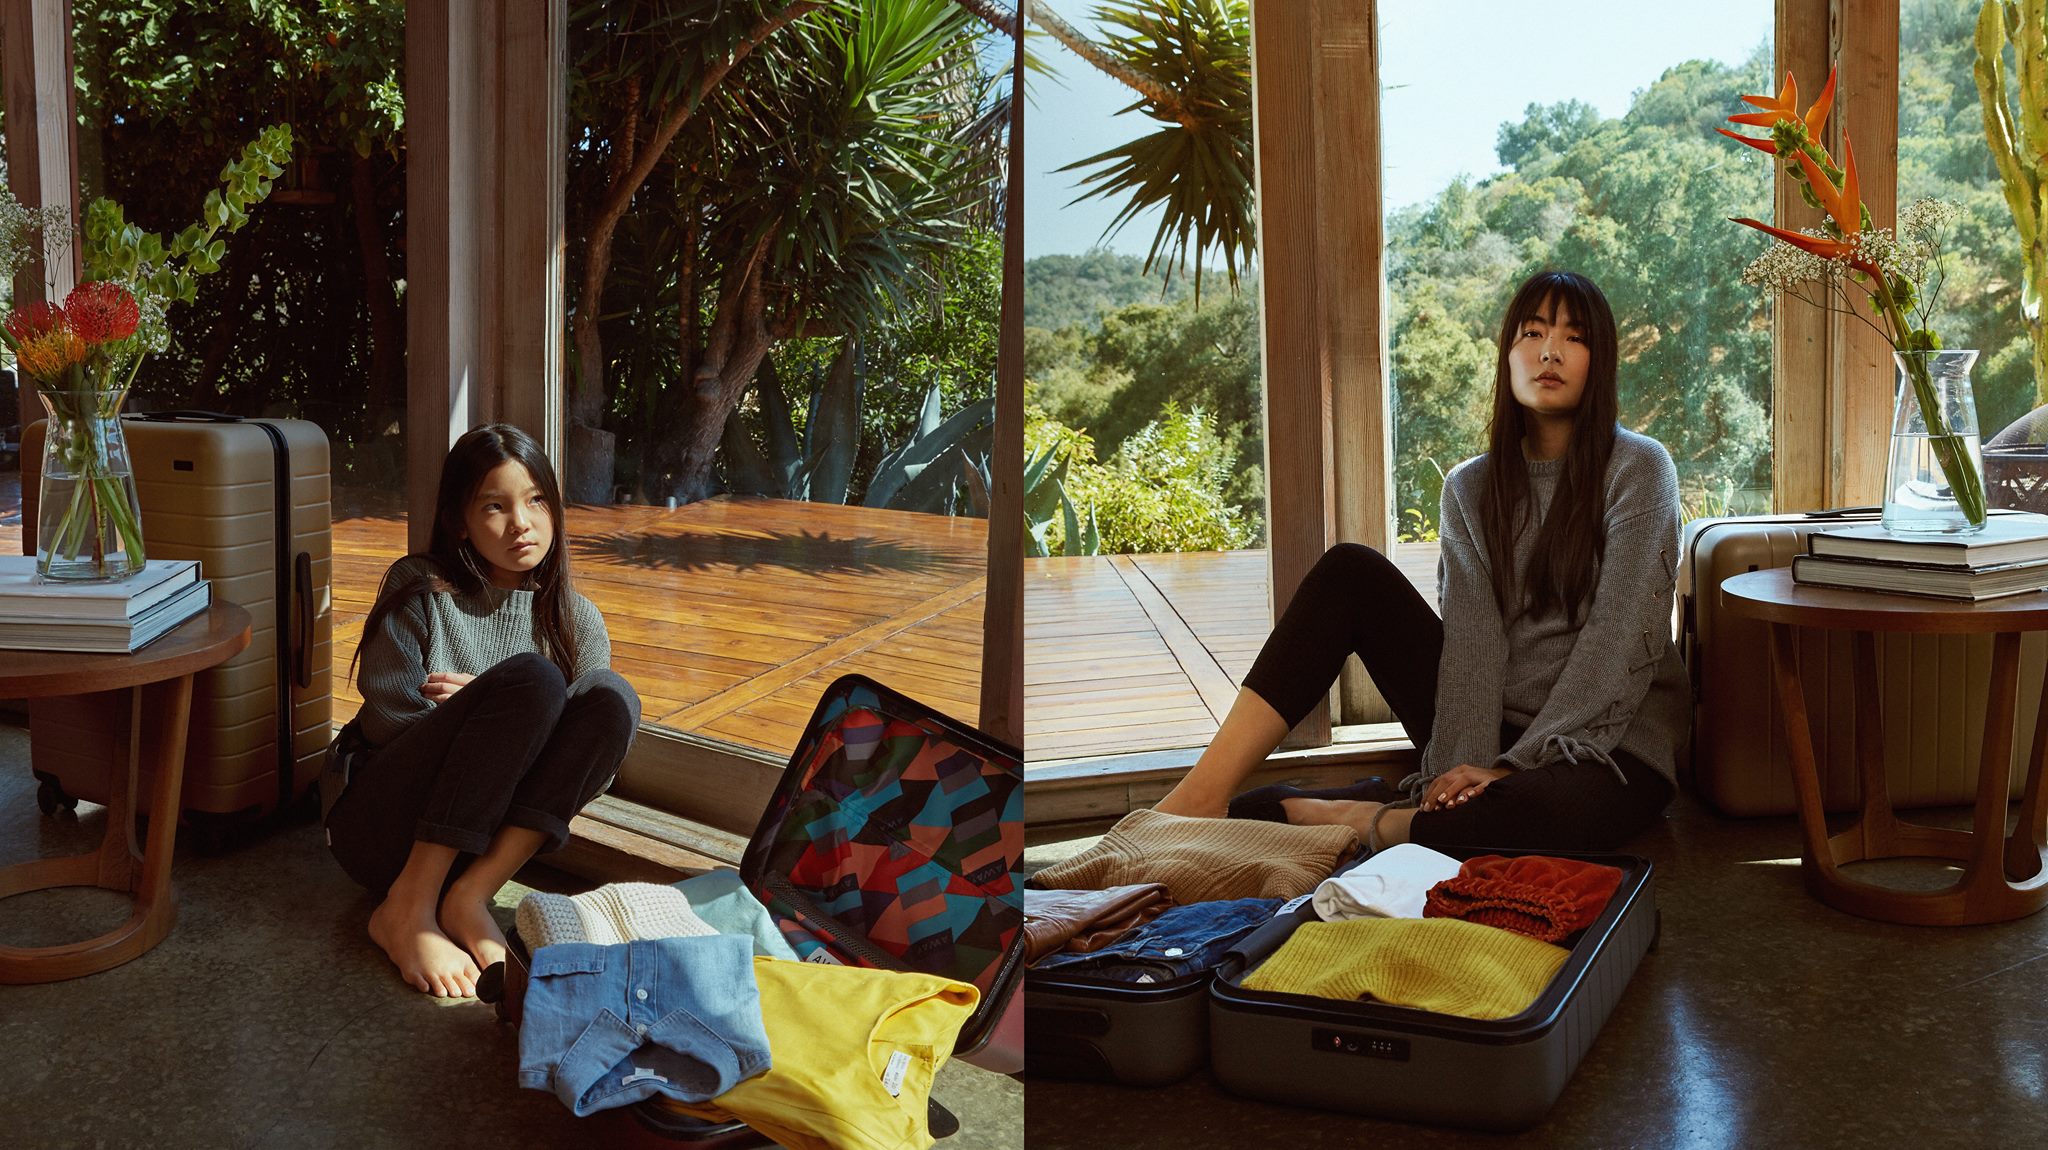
[1480,270,1620,625]
[351,424,581,687]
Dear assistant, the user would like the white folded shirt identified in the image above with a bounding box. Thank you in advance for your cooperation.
[1311,842,1465,921]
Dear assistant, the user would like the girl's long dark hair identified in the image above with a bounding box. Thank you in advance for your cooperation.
[1481,270,1619,625]
[351,424,581,687]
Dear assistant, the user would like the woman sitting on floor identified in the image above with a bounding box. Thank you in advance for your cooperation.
[1153,269,1689,854]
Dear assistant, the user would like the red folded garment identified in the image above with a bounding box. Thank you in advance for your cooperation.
[1422,854,1624,943]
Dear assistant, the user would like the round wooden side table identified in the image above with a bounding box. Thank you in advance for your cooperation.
[0,601,252,983]
[1721,569,2048,925]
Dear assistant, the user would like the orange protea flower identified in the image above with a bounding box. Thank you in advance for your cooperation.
[4,300,65,344]
[63,281,140,344]
[14,326,89,380]
[1717,66,1837,155]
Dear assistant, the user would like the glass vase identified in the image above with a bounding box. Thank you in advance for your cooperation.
[1882,349,1988,536]
[35,386,147,581]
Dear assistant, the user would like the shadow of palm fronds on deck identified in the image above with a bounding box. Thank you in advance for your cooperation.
[573,527,983,578]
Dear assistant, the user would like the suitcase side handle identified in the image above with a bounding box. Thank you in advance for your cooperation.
[294,550,313,689]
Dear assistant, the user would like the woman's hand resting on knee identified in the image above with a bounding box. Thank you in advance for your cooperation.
[421,672,476,704]
[1421,763,1512,811]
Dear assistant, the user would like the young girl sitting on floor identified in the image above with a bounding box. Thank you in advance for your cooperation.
[1154,270,1689,854]
[327,423,641,998]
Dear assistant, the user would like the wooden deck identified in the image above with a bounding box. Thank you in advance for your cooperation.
[0,478,987,759]
[333,497,986,757]
[1024,545,1440,764]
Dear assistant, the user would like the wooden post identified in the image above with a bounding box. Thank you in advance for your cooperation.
[1316,0,1395,725]
[980,20,1025,750]
[405,0,566,549]
[492,0,568,468]
[0,0,78,457]
[1832,0,1899,508]
[1773,0,1831,513]
[1252,1,1398,743]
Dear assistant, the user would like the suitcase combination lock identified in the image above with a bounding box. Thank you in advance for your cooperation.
[1311,1028,1409,1061]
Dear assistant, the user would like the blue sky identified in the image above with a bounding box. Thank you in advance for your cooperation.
[1025,0,1774,262]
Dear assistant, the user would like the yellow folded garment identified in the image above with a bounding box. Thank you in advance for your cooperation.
[1241,917,1569,1020]
[658,958,980,1150]
[1028,807,1359,903]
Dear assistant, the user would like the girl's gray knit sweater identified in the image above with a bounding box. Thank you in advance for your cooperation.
[355,555,613,748]
[1414,427,1689,790]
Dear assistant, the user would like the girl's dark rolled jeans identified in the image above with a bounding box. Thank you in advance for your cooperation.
[327,652,641,896]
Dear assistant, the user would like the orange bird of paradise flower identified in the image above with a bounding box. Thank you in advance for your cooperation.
[1717,66,1876,277]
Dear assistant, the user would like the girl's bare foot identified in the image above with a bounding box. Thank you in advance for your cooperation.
[1281,797,1383,838]
[439,888,511,972]
[368,896,481,997]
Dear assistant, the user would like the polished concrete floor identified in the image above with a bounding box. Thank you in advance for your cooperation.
[0,718,1023,1150]
[1023,787,2048,1149]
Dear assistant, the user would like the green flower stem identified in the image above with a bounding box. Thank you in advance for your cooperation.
[1872,278,1987,527]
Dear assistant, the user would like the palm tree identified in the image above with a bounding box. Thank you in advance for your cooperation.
[1026,0,1253,296]
[635,0,1001,503]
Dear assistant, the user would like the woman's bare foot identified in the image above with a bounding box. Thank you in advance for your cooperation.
[1281,797,1383,838]
[368,895,481,997]
[439,887,511,972]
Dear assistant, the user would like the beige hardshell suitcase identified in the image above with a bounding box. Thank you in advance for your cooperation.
[23,412,333,845]
[1679,509,2038,816]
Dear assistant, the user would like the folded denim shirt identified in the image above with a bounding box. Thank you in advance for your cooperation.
[517,935,773,1117]
[1030,897,1282,983]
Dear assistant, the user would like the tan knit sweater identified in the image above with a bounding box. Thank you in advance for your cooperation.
[1029,808,1359,903]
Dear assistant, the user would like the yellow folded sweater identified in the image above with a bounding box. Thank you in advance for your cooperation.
[1241,917,1569,1020]
[1029,807,1359,903]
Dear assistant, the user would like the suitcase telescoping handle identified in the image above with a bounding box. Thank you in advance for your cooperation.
[127,410,245,423]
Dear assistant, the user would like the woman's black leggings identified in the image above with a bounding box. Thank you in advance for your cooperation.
[1240,543,1671,851]
[327,652,642,895]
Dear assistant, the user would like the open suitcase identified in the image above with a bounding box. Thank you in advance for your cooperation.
[1206,847,1657,1132]
[22,412,334,847]
[1680,509,2038,816]
[495,674,1024,1146]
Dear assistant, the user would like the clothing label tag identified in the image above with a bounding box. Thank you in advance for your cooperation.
[1276,893,1313,917]
[803,948,844,965]
[881,1051,911,1097]
[621,1067,670,1087]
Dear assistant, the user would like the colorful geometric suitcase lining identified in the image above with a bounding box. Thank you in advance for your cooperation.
[755,686,1023,995]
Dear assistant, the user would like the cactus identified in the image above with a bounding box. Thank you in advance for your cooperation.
[1020,441,1099,557]
[1977,0,2048,404]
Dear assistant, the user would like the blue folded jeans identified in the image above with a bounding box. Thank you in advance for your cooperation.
[517,935,772,1116]
[1031,898,1283,983]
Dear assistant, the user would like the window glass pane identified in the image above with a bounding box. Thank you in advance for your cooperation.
[562,4,1004,760]
[1381,2,1776,530]
[1900,0,2048,511]
[1022,0,1262,766]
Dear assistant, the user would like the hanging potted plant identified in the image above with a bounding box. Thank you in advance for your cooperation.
[0,123,293,580]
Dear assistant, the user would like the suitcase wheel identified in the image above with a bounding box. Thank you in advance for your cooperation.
[35,776,78,816]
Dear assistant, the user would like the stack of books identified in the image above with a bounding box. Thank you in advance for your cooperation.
[1792,515,2048,602]
[0,556,212,652]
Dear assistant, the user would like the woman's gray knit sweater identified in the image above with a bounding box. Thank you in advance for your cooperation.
[355,555,613,748]
[1413,427,1690,790]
